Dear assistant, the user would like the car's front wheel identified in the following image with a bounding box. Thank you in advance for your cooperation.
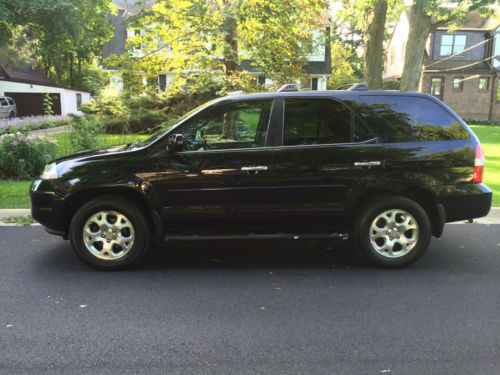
[69,196,150,270]
[354,195,432,268]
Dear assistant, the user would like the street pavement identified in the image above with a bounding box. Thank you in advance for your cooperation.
[1,224,500,374]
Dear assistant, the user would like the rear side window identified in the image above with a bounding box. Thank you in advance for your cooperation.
[359,95,469,142]
[283,98,353,146]
[7,98,14,105]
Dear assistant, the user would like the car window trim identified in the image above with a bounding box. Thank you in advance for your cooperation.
[176,137,379,155]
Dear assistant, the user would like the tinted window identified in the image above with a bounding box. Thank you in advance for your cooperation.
[179,99,272,151]
[283,98,352,146]
[360,95,469,142]
[0,98,7,106]
[7,98,14,105]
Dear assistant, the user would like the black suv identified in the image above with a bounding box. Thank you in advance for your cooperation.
[31,91,492,269]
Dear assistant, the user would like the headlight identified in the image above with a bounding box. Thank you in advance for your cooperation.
[41,162,58,179]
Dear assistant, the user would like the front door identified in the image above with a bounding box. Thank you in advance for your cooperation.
[269,97,385,226]
[154,98,278,233]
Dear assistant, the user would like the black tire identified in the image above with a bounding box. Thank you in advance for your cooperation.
[9,112,15,118]
[69,196,150,270]
[354,195,432,268]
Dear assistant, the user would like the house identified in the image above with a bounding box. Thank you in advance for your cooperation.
[0,65,91,117]
[384,10,500,122]
[102,0,331,92]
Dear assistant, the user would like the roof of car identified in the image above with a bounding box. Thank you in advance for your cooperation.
[219,90,433,102]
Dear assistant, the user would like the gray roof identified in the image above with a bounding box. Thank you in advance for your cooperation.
[424,60,494,73]
[102,9,128,62]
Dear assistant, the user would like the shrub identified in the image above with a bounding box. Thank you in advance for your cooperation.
[0,133,58,179]
[69,115,103,151]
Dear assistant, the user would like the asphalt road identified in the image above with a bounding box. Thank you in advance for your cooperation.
[1,224,500,374]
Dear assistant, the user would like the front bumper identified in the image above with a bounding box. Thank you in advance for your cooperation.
[439,183,492,222]
[30,179,67,236]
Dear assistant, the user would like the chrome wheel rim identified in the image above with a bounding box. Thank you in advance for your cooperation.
[82,210,135,261]
[369,209,419,258]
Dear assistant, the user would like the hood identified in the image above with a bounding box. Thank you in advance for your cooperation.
[53,145,128,164]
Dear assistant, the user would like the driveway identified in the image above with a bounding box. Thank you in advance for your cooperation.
[1,224,499,374]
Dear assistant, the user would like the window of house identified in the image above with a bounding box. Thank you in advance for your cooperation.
[452,76,464,91]
[359,95,469,142]
[440,34,467,56]
[479,77,489,91]
[430,77,444,100]
[158,74,167,91]
[496,80,500,102]
[178,99,273,151]
[257,75,265,85]
[76,93,82,110]
[283,98,352,146]
[493,27,500,69]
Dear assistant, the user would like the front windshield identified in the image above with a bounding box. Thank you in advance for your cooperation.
[134,98,221,147]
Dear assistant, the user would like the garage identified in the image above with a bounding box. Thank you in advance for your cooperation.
[5,92,62,117]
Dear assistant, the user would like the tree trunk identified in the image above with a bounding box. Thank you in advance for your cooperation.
[399,0,432,91]
[222,1,239,76]
[363,0,388,90]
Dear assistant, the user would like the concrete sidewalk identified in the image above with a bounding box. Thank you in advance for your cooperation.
[1,207,499,223]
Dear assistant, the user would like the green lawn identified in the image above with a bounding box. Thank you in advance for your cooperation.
[0,180,31,208]
[470,125,500,207]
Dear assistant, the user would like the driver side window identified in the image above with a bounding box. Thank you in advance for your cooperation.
[179,99,273,151]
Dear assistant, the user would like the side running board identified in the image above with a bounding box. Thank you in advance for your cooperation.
[164,232,349,241]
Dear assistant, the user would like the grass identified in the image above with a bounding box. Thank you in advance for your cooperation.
[470,125,500,207]
[0,215,35,225]
[0,180,31,208]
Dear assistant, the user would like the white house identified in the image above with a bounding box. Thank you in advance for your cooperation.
[0,65,91,117]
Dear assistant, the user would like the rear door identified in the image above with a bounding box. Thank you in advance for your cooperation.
[269,96,385,223]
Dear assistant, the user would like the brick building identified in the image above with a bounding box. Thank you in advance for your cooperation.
[384,10,500,122]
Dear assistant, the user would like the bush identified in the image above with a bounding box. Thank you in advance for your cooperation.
[69,115,103,151]
[0,133,58,179]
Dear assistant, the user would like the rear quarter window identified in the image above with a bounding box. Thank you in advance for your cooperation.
[359,95,469,142]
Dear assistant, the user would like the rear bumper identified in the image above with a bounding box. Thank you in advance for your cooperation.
[439,183,492,223]
[30,180,67,237]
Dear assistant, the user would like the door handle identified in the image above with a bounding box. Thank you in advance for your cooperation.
[241,166,269,171]
[353,161,381,167]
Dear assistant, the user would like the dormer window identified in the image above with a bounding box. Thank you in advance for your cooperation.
[440,34,466,57]
[493,27,500,70]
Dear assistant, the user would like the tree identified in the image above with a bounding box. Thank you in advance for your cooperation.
[116,0,329,93]
[0,0,114,92]
[363,0,388,89]
[335,0,405,89]
[400,0,496,92]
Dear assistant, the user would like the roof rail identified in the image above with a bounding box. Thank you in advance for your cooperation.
[226,90,244,96]
[277,84,299,92]
[335,83,369,91]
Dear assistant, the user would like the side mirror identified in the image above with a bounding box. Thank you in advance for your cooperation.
[167,134,185,152]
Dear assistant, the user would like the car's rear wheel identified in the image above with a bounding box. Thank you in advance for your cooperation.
[354,195,431,268]
[9,111,15,118]
[69,196,150,270]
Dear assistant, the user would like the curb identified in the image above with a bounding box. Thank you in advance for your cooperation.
[0,209,31,219]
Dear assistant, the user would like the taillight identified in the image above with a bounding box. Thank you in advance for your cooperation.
[473,143,484,183]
